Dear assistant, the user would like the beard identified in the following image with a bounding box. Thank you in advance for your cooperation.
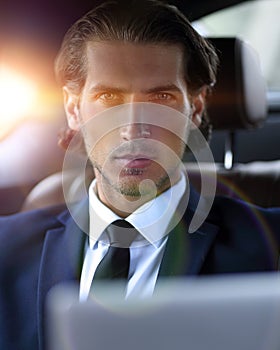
[92,160,174,198]
[88,138,184,199]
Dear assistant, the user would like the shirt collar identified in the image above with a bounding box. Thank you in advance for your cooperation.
[89,174,186,248]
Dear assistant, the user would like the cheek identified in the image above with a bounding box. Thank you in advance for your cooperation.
[79,101,106,124]
[87,132,119,160]
[152,128,185,156]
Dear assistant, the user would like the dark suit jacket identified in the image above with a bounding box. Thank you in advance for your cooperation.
[0,189,280,350]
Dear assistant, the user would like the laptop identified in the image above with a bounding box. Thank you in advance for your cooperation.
[47,273,280,350]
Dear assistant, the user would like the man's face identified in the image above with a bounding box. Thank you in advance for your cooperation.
[64,41,204,214]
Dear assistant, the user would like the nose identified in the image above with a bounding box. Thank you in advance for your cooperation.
[120,123,151,141]
[120,102,151,140]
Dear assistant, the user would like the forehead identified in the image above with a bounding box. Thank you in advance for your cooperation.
[84,41,185,88]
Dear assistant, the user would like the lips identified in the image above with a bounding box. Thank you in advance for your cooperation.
[114,154,154,169]
[125,158,153,168]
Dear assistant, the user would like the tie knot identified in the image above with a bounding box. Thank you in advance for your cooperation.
[107,220,138,248]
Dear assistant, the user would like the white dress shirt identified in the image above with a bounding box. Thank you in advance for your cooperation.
[79,174,186,301]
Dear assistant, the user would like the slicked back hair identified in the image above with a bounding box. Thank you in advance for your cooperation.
[55,0,218,96]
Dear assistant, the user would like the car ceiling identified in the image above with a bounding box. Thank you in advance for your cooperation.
[1,0,251,44]
[0,0,250,85]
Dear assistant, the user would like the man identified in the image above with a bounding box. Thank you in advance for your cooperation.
[0,1,279,350]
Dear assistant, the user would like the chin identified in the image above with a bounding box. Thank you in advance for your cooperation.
[118,172,170,197]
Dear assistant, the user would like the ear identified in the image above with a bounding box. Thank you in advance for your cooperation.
[190,86,207,128]
[63,86,81,131]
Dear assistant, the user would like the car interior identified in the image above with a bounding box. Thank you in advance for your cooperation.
[1,0,280,214]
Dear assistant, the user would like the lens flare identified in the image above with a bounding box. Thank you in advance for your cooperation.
[0,65,38,137]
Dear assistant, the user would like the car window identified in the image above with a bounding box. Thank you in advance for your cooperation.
[193,0,280,94]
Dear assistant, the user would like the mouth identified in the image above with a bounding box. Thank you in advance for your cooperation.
[114,154,154,170]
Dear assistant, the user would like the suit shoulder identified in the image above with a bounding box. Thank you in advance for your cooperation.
[211,195,280,236]
[212,195,280,215]
[0,203,66,230]
[212,195,257,214]
[0,204,68,258]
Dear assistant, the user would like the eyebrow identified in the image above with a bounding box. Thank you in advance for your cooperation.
[144,84,183,94]
[88,85,128,95]
[88,83,183,95]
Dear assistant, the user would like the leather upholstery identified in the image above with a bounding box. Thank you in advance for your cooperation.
[207,37,267,130]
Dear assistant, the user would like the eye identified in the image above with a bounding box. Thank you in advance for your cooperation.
[96,92,124,106]
[156,93,172,100]
[149,92,175,104]
[99,92,117,101]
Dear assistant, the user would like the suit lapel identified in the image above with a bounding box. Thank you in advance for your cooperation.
[37,200,88,349]
[159,219,219,277]
[159,186,219,277]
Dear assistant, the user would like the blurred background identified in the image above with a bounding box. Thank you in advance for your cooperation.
[1,0,280,213]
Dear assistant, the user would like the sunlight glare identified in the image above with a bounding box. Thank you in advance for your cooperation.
[0,65,38,124]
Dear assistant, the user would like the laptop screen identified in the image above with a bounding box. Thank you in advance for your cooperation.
[47,273,280,350]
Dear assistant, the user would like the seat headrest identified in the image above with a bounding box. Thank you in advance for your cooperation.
[207,37,267,130]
